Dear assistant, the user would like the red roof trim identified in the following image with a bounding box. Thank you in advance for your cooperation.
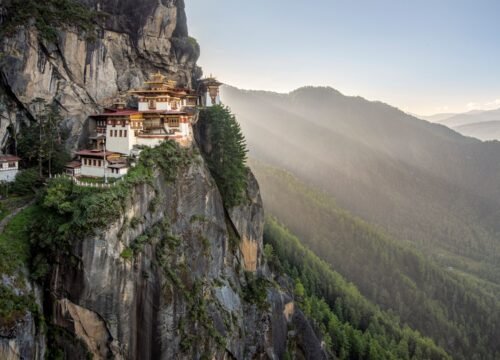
[0,155,21,162]
[65,161,82,168]
[76,150,119,157]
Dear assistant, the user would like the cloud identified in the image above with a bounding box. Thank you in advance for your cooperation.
[465,98,500,111]
[436,105,450,112]
[466,102,481,110]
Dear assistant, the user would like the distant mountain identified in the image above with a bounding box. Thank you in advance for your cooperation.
[222,85,500,288]
[416,112,458,122]
[418,108,500,140]
[455,120,500,141]
[439,108,500,128]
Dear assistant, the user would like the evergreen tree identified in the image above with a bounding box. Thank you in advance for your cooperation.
[17,99,70,177]
[199,105,248,207]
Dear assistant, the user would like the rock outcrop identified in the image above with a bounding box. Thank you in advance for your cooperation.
[43,148,326,359]
[0,0,200,151]
[0,276,45,360]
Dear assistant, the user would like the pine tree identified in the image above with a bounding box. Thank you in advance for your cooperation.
[199,105,248,207]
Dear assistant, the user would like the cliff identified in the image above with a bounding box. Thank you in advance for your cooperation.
[0,1,327,358]
[0,0,201,151]
[0,141,325,359]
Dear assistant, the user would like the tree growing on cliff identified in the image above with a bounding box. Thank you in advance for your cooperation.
[17,99,70,178]
[199,105,248,207]
[0,0,100,41]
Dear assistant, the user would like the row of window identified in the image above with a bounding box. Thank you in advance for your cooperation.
[147,100,181,110]
[0,162,17,169]
[81,159,124,173]
[108,120,129,127]
[167,119,180,127]
[83,158,104,167]
[109,130,128,138]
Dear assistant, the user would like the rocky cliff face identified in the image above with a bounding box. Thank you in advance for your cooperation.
[0,0,201,151]
[0,1,327,358]
[41,145,325,359]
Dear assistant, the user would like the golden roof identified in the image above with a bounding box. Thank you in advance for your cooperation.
[145,71,166,84]
[201,74,223,86]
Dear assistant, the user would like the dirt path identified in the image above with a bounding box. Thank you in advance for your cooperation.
[0,200,34,233]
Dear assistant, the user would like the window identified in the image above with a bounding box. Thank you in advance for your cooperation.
[8,162,15,168]
[93,159,96,166]
[119,130,122,137]
[124,130,127,137]
[109,130,113,137]
[168,117,180,127]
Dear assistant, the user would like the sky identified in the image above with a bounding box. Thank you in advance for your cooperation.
[185,0,500,116]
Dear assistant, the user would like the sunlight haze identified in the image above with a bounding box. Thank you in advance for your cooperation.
[186,0,500,115]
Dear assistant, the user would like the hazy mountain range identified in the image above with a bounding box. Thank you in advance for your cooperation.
[418,108,500,141]
[223,84,500,357]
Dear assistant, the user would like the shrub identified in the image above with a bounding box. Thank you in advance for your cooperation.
[120,248,133,260]
[0,0,100,41]
[242,272,269,309]
[11,169,42,195]
[29,141,192,283]
[0,284,38,329]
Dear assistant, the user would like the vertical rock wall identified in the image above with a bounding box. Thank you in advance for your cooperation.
[0,0,200,152]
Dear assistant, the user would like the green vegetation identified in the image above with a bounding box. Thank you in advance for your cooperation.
[45,324,92,360]
[17,99,71,178]
[11,169,44,195]
[0,205,39,275]
[0,205,43,333]
[0,284,39,330]
[29,141,191,281]
[265,218,450,360]
[0,195,33,221]
[255,162,500,360]
[188,36,198,47]
[233,84,500,287]
[120,247,133,260]
[0,0,100,41]
[242,272,269,310]
[199,106,248,207]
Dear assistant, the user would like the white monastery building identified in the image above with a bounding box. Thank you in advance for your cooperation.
[69,73,223,179]
[0,155,20,182]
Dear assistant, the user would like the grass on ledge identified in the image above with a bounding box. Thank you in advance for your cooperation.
[0,205,39,275]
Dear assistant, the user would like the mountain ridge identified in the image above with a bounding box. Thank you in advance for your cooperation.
[222,84,500,286]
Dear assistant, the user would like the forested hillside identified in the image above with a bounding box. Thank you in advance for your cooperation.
[265,218,450,360]
[223,85,500,288]
[254,161,500,360]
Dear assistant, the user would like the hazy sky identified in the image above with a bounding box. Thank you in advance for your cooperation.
[185,0,500,115]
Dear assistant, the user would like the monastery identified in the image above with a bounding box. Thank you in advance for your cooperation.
[65,74,222,180]
[0,155,21,183]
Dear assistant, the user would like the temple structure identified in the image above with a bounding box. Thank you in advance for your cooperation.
[69,72,223,179]
[199,76,223,107]
[0,155,20,182]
